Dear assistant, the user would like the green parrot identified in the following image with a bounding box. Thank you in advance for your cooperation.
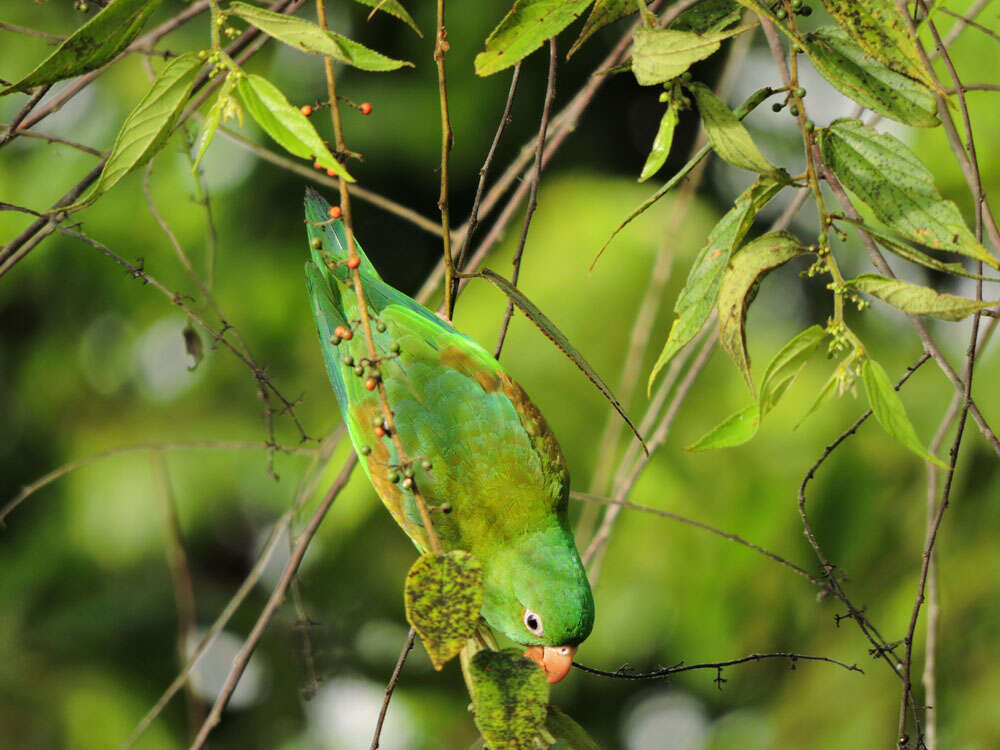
[303,188,593,683]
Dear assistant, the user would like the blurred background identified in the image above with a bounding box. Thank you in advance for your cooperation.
[1,1,998,748]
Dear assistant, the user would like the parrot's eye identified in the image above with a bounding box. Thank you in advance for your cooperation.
[523,609,544,636]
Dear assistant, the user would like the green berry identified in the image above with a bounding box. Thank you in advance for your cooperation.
[795,87,806,99]
[403,466,414,479]
[791,0,802,7]
[772,102,783,113]
[310,238,321,249]
[789,105,799,117]
[804,120,815,132]
[387,470,401,483]
[353,365,364,376]
[342,355,354,366]
[799,5,812,16]
[390,343,401,354]
[376,321,387,333]
[775,8,787,19]
[440,503,452,514]
[818,232,828,244]
[370,368,381,380]
[373,416,384,428]
[330,335,341,346]
[421,459,433,471]
[401,477,414,490]
[359,445,372,456]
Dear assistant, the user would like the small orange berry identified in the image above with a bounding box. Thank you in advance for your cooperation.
[329,205,342,219]
[374,426,386,437]
[326,167,337,177]
[342,329,353,341]
[360,102,372,115]
[347,256,361,270]
[364,377,377,391]
[313,160,323,171]
[300,105,313,116]
[333,325,347,338]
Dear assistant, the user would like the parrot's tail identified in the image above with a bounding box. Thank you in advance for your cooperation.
[304,187,381,283]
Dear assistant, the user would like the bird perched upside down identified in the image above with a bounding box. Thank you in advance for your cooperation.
[303,189,593,683]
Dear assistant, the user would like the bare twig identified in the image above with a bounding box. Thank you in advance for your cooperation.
[434,0,456,319]
[494,39,557,358]
[370,627,416,750]
[573,651,863,681]
[1,126,104,156]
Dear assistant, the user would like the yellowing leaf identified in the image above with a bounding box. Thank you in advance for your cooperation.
[404,551,484,669]
[847,273,997,321]
[470,648,549,749]
[803,25,938,128]
[689,81,778,175]
[639,88,680,182]
[228,2,412,71]
[1,0,162,96]
[631,23,754,86]
[475,0,592,77]
[236,74,353,181]
[820,119,997,269]
[718,231,806,392]
[862,359,948,469]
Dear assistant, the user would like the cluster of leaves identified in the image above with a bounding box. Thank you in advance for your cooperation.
[594,0,999,464]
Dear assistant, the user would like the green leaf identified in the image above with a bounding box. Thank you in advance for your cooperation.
[673,0,742,33]
[686,404,759,451]
[647,174,785,393]
[470,649,549,749]
[759,324,827,417]
[228,2,412,71]
[638,88,680,182]
[404,551,484,670]
[796,363,842,429]
[474,0,593,77]
[568,0,632,58]
[631,23,754,86]
[820,119,998,269]
[689,81,779,175]
[818,0,936,89]
[837,216,991,281]
[862,359,949,468]
[352,0,423,37]
[1,0,163,96]
[803,25,938,128]
[235,73,354,181]
[846,273,997,321]
[546,705,600,749]
[68,53,202,208]
[192,73,238,171]
[477,269,647,454]
[718,231,807,392]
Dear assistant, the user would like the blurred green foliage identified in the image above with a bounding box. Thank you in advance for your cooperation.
[1,1,998,749]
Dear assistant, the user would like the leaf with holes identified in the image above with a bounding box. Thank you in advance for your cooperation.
[470,648,549,749]
[352,0,423,36]
[1,0,162,96]
[475,0,593,76]
[803,25,938,128]
[846,273,997,321]
[862,359,948,468]
[236,73,353,180]
[68,52,202,208]
[820,119,997,269]
[647,174,786,393]
[228,2,412,71]
[477,269,647,454]
[631,23,755,86]
[639,86,680,182]
[404,551,484,669]
[818,0,936,89]
[568,0,632,58]
[718,231,807,392]
[689,81,779,175]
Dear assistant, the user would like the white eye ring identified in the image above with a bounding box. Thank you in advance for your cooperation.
[523,609,544,637]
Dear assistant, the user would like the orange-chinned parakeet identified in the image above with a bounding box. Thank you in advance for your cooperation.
[303,189,593,683]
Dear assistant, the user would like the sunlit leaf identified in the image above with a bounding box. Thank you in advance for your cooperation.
[69,52,203,207]
[689,81,779,175]
[820,119,997,269]
[673,0,742,33]
[862,359,948,468]
[647,174,785,393]
[474,0,592,77]
[236,73,354,181]
[352,0,423,37]
[718,231,807,392]
[470,648,549,748]
[404,551,484,669]
[476,269,647,454]
[228,2,412,71]
[686,404,759,451]
[847,273,997,321]
[803,25,938,128]
[631,23,754,86]
[638,87,680,182]
[568,0,632,58]
[1,0,163,96]
[818,0,936,89]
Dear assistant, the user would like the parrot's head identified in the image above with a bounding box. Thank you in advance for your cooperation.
[480,522,594,684]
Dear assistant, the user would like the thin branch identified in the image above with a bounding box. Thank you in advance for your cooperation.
[189,456,358,749]
[937,5,1000,45]
[0,84,51,147]
[1,126,105,156]
[573,651,863,681]
[435,0,455,319]
[494,38,557,358]
[370,627,416,750]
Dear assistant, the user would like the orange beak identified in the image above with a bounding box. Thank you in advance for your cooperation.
[523,645,577,684]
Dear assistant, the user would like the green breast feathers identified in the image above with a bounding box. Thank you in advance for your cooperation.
[303,189,593,680]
